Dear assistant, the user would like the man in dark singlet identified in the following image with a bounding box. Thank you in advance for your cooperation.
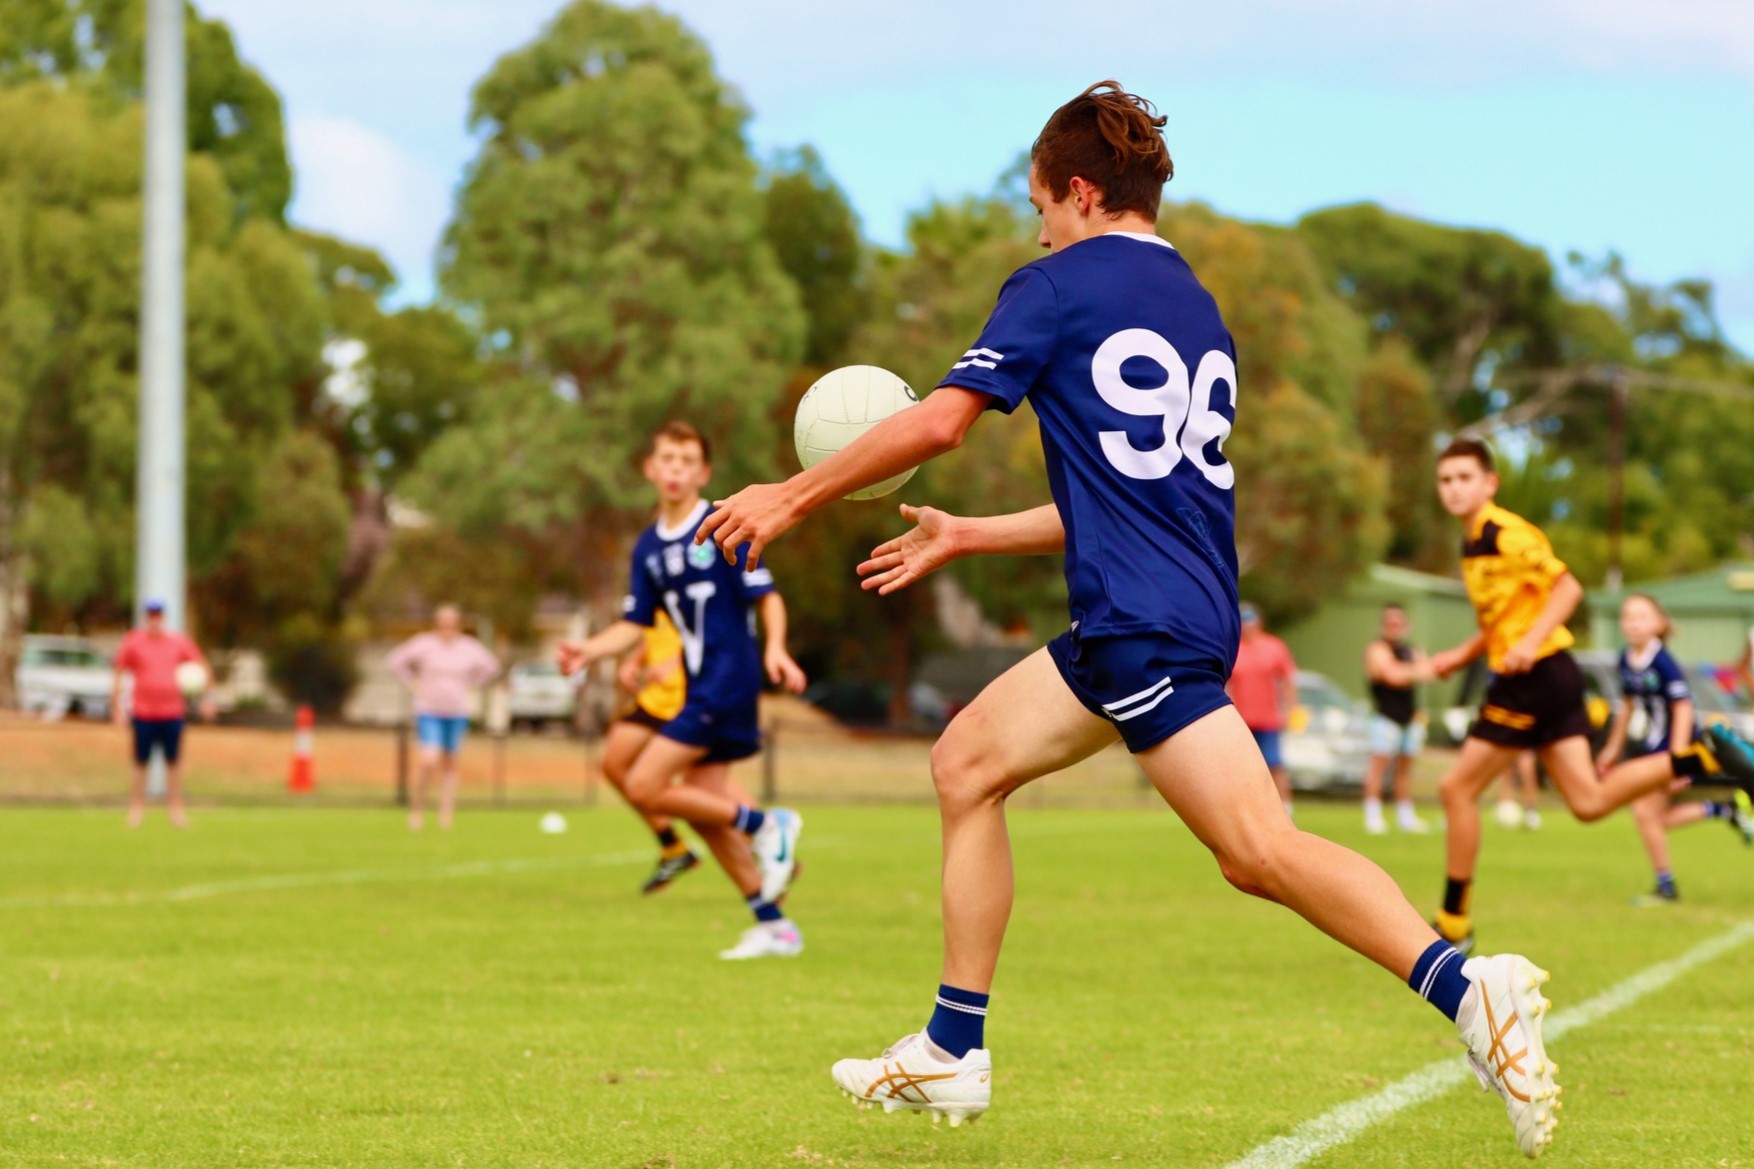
[1362,603,1431,835]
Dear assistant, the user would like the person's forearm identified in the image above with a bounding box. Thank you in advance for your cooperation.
[1445,632,1487,663]
[581,621,645,664]
[787,389,985,514]
[1522,573,1582,648]
[757,592,789,653]
[1670,702,1693,754]
[1600,710,1629,760]
[949,504,1066,557]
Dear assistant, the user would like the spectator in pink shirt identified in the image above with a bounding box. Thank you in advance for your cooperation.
[110,598,215,829]
[386,605,501,831]
[1226,602,1299,817]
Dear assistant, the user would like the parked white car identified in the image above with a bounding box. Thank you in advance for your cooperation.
[1282,669,1373,791]
[506,660,578,730]
[15,635,114,719]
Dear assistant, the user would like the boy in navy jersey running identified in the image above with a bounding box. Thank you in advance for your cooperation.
[698,83,1559,1155]
[560,422,807,960]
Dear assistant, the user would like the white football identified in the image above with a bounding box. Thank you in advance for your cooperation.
[793,364,921,500]
[174,661,207,695]
[539,811,568,835]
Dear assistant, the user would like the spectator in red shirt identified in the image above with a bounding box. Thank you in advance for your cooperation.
[1226,602,1299,816]
[110,599,215,828]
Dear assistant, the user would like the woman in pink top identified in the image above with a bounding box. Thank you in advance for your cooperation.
[110,598,215,829]
[386,605,501,830]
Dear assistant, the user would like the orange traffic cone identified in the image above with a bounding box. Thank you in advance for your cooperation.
[288,705,315,793]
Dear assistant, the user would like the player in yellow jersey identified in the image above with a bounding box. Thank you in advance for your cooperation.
[602,611,767,895]
[1425,437,1754,952]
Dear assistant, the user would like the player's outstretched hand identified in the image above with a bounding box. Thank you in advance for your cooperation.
[765,647,808,694]
[695,482,800,569]
[556,640,588,678]
[614,653,644,694]
[858,504,959,596]
[1500,637,1540,675]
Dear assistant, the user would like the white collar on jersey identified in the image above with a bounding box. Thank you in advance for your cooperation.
[655,499,710,542]
[1625,639,1664,671]
[1107,230,1176,250]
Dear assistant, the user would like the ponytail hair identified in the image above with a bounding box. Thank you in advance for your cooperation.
[1031,81,1173,219]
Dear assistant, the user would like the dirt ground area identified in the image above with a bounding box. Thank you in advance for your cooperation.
[0,702,1456,810]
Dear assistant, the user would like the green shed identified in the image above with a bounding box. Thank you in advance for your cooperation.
[1276,564,1481,715]
[1586,563,1754,665]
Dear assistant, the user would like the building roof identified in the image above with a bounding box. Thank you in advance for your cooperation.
[1588,562,1754,614]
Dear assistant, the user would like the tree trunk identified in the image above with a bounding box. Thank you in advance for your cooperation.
[0,530,28,709]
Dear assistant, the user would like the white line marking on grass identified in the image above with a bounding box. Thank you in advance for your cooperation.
[1224,920,1754,1169]
[0,850,656,909]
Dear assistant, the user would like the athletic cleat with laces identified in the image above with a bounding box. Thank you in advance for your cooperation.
[1704,724,1754,790]
[1729,790,1754,846]
[831,1033,991,1126]
[751,808,803,903]
[718,919,803,960]
[1458,954,1560,1158]
[641,849,699,895]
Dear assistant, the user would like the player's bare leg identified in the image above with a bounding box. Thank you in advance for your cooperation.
[436,753,459,829]
[679,763,760,896]
[127,762,148,828]
[1441,738,1526,881]
[1362,751,1392,832]
[165,761,188,829]
[1540,737,1677,822]
[602,721,673,836]
[409,744,439,831]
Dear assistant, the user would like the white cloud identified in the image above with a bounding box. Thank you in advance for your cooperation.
[286,115,451,295]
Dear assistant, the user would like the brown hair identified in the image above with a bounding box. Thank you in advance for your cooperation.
[1437,436,1495,473]
[1623,592,1673,639]
[648,419,711,464]
[1031,81,1173,219]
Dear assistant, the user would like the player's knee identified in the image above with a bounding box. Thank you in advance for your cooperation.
[930,726,1003,811]
[1211,829,1293,903]
[1569,791,1611,822]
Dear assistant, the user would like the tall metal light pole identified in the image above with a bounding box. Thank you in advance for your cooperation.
[137,0,185,631]
[137,0,185,799]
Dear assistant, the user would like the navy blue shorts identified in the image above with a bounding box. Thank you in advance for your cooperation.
[132,718,185,765]
[660,699,761,765]
[1047,629,1234,754]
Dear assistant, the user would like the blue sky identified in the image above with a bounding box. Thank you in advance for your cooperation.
[201,0,1754,352]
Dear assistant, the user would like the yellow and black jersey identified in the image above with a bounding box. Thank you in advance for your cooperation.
[635,611,686,721]
[1461,502,1574,673]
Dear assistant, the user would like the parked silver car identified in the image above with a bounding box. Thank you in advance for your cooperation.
[15,634,113,719]
[1282,669,1373,791]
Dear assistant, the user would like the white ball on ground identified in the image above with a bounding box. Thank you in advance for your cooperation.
[539,812,568,835]
[1494,799,1523,829]
[793,364,920,500]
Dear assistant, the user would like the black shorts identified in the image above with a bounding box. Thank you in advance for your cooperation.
[132,718,185,765]
[617,706,667,732]
[1469,651,1593,749]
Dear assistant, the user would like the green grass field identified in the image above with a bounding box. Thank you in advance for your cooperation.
[2,803,1750,1168]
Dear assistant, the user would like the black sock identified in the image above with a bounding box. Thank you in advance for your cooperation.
[655,826,680,848]
[1443,877,1471,917]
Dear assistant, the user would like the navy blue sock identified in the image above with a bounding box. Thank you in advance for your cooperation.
[1408,939,1470,1023]
[1703,801,1731,820]
[925,984,989,1058]
[1655,870,1677,895]
[734,805,766,835]
[745,893,783,924]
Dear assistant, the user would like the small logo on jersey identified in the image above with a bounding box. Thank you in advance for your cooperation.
[952,347,1003,371]
[663,544,686,577]
[688,541,717,570]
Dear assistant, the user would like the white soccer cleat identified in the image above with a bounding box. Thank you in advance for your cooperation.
[1398,812,1432,834]
[831,1032,991,1126]
[718,919,803,960]
[1458,954,1560,1158]
[751,808,803,903]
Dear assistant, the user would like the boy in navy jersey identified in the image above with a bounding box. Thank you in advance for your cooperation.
[559,422,808,960]
[697,83,1558,1154]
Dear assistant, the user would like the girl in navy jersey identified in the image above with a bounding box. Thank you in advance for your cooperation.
[1597,593,1752,903]
[698,82,1558,1154]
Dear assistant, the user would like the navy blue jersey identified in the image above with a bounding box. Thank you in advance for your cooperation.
[1618,643,1691,755]
[623,501,775,712]
[938,232,1240,659]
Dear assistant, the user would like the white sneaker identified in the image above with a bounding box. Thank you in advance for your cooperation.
[1523,809,1542,831]
[1494,799,1523,829]
[1398,813,1432,834]
[1365,814,1389,836]
[831,1032,991,1126]
[718,919,803,960]
[1458,954,1560,1158]
[751,808,803,903]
